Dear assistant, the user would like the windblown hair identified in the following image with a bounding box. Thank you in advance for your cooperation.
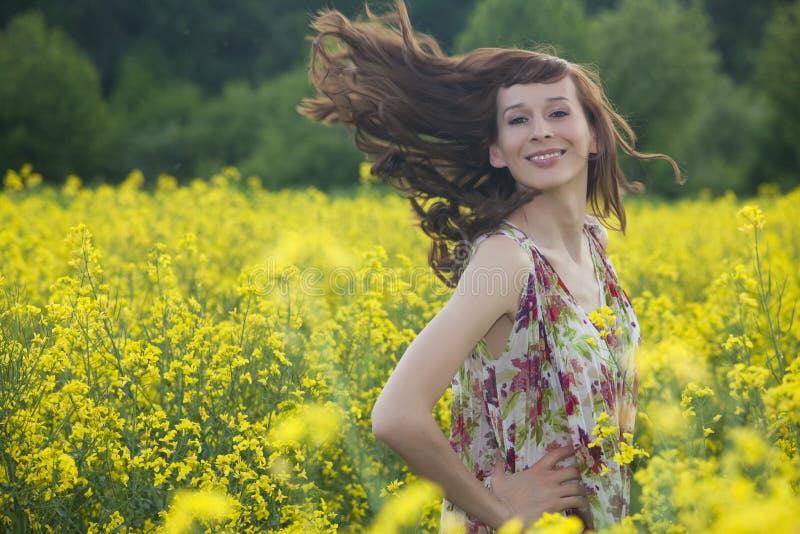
[299,1,681,287]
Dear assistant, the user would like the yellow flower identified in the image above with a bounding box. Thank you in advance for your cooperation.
[736,205,765,232]
[380,479,405,497]
[367,480,442,533]
[4,169,24,191]
[530,512,584,533]
[122,168,145,189]
[359,161,379,185]
[268,402,341,446]
[3,167,799,532]
[159,489,234,534]
[19,164,43,188]
[497,517,525,534]
[588,306,616,337]
[156,174,178,192]
[62,173,82,196]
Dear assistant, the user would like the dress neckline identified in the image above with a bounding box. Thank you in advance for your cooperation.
[501,219,606,318]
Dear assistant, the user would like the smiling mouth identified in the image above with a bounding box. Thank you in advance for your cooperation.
[525,150,566,162]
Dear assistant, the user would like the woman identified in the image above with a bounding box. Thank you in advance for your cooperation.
[300,2,680,531]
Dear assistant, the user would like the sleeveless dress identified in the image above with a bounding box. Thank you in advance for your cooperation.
[441,220,640,533]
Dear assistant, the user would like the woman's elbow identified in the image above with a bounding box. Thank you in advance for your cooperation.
[371,396,415,444]
[370,399,396,442]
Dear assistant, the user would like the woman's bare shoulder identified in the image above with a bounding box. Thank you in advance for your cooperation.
[454,232,529,316]
[468,232,529,269]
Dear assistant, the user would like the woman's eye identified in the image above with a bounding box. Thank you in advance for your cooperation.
[550,110,569,118]
[508,116,527,125]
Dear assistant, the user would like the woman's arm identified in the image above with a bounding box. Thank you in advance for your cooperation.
[372,235,586,528]
[372,235,525,527]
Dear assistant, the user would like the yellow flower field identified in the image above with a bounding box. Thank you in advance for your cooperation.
[1,165,798,533]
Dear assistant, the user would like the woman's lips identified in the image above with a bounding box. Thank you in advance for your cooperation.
[525,149,566,166]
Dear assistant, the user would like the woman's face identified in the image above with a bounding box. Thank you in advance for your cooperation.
[489,76,597,193]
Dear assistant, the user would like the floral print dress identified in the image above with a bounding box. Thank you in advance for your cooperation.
[441,219,640,532]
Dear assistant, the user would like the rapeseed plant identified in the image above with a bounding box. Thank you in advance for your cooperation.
[0,166,798,532]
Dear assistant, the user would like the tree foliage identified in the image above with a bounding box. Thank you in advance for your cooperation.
[0,1,795,191]
[0,12,108,181]
[0,0,476,94]
[105,63,363,189]
[403,0,478,52]
[103,47,205,180]
[589,0,728,193]
[189,68,364,190]
[455,0,591,60]
[703,0,794,82]
[754,0,800,188]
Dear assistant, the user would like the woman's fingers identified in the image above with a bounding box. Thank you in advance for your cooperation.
[552,466,581,483]
[558,495,588,511]
[538,445,575,469]
[490,446,591,527]
[555,480,585,498]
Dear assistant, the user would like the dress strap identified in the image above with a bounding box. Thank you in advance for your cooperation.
[470,220,529,256]
[499,219,529,241]
[583,216,608,250]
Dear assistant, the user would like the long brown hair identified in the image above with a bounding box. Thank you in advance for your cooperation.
[299,1,681,287]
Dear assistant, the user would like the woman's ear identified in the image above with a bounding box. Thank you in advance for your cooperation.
[489,143,507,169]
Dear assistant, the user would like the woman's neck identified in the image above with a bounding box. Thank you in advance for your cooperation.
[514,189,587,262]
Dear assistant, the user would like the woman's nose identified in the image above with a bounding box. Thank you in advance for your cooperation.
[529,120,553,140]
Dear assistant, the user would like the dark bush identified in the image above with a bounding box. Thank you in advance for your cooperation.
[0,12,109,182]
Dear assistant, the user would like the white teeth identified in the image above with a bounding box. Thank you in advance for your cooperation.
[527,151,561,161]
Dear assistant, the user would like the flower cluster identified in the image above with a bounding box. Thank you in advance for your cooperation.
[1,167,798,532]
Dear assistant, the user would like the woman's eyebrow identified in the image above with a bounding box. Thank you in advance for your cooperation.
[502,96,570,116]
[502,103,525,115]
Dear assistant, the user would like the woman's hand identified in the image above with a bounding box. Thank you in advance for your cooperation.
[490,446,592,529]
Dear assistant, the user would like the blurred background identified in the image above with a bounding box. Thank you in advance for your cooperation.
[0,0,797,197]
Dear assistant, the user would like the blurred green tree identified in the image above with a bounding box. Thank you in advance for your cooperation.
[589,0,754,194]
[0,1,790,190]
[229,68,364,190]
[588,0,717,156]
[0,1,365,94]
[455,0,591,60]
[703,0,793,82]
[0,1,474,95]
[107,58,364,189]
[404,0,478,52]
[676,78,767,194]
[105,46,204,181]
[0,12,109,182]
[754,0,800,189]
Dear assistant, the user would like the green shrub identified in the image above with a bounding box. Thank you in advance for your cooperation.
[0,12,109,182]
[103,47,204,182]
[753,0,800,190]
[190,67,363,190]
